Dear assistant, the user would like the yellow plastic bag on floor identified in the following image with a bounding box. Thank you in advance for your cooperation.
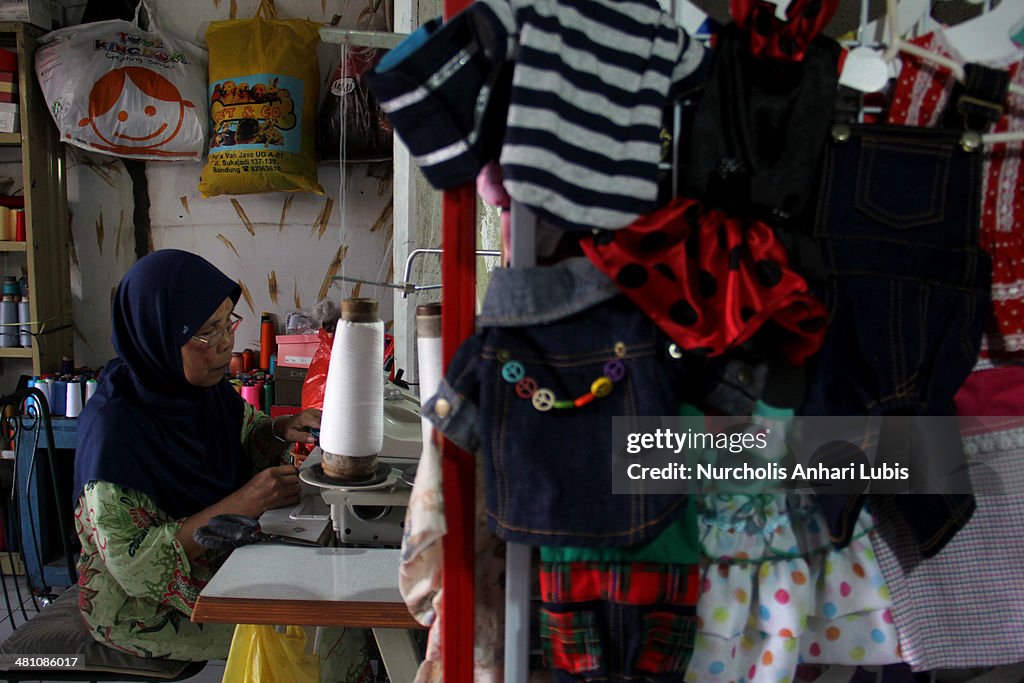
[223,625,319,683]
[198,0,323,196]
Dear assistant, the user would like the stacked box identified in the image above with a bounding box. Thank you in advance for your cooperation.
[276,334,319,368]
[0,103,18,134]
[0,72,16,104]
[0,50,17,134]
[274,366,308,406]
[0,0,61,30]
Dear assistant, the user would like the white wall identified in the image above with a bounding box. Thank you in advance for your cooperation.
[65,0,409,372]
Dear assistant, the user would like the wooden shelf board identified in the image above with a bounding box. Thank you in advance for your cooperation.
[0,347,31,358]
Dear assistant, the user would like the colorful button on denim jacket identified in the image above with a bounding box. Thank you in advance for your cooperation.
[424,257,764,547]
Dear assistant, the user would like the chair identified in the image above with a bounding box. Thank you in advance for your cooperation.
[0,387,207,682]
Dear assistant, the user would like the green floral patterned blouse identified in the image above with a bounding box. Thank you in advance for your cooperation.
[74,403,288,661]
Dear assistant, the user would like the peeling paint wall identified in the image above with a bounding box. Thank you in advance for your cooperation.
[66,0,403,370]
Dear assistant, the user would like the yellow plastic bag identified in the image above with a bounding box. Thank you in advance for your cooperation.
[198,0,323,196]
[222,625,320,683]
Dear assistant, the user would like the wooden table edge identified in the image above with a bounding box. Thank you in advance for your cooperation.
[192,595,425,630]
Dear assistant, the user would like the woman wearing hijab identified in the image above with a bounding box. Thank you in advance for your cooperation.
[74,249,320,660]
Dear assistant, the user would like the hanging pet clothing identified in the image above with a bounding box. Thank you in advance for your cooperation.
[580,197,828,366]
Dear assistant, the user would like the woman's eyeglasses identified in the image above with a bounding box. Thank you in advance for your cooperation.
[191,312,243,346]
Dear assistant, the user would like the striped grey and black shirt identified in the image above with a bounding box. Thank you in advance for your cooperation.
[476,0,709,230]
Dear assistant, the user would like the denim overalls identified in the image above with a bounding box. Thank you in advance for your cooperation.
[805,124,988,555]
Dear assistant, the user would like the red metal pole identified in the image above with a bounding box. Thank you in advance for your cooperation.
[437,0,476,668]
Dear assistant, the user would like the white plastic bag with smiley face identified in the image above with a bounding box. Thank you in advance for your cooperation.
[34,9,208,161]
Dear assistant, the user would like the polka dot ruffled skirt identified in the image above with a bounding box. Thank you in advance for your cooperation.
[686,494,902,682]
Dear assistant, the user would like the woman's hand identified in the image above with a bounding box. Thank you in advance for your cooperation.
[176,464,301,558]
[273,408,322,444]
[232,464,302,516]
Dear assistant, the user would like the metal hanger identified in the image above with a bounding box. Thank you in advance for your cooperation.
[882,0,1024,145]
[333,247,501,297]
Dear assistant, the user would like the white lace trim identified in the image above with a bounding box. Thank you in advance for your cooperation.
[963,426,1024,456]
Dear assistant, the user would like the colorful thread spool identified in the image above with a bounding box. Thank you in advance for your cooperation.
[240,383,261,411]
[0,294,15,348]
[259,312,275,370]
[17,295,30,348]
[65,381,83,418]
[51,379,67,416]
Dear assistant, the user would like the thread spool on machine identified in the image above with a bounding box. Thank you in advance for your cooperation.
[319,297,384,482]
[296,297,423,544]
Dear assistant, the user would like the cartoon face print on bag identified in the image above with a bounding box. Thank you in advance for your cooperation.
[76,67,197,157]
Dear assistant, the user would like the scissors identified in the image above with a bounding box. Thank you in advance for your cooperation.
[193,514,324,550]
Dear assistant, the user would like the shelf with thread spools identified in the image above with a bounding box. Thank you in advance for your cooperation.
[0,22,72,377]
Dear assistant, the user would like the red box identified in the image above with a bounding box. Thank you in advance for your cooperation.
[269,405,300,418]
[276,334,319,368]
[0,51,15,73]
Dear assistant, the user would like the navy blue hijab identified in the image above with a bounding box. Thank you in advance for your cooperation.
[74,250,251,519]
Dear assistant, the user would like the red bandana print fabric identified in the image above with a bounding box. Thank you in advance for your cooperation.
[581,197,827,365]
[729,0,839,63]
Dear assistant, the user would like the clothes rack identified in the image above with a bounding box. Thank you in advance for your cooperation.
[434,1,1024,681]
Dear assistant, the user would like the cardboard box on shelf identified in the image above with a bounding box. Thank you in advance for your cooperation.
[0,102,18,133]
[0,0,62,30]
[0,551,25,575]
[275,366,308,406]
[276,334,319,368]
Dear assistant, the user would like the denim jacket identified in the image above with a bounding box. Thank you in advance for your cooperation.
[424,258,765,547]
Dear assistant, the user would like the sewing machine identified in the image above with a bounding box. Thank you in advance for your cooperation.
[293,383,420,546]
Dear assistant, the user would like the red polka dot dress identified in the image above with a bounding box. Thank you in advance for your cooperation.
[581,197,828,365]
[886,30,1024,362]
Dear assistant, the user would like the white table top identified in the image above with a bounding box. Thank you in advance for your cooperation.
[192,527,422,629]
[200,544,404,605]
